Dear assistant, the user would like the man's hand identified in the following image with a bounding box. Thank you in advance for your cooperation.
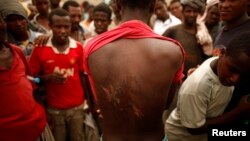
[44,72,67,84]
[33,35,50,47]
[187,65,200,76]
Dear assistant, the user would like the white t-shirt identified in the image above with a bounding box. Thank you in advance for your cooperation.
[165,57,234,141]
[153,13,181,35]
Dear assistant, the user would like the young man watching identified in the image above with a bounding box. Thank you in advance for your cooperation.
[29,8,87,141]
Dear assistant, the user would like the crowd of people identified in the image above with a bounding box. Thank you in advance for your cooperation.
[1,0,250,141]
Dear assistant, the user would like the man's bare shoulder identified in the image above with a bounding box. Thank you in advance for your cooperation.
[149,38,183,71]
[104,37,182,54]
[89,37,183,74]
[158,38,183,63]
[96,37,183,62]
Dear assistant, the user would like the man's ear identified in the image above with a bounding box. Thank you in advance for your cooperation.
[219,47,226,57]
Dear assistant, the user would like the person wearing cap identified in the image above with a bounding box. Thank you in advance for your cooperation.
[0,13,55,141]
[0,0,42,57]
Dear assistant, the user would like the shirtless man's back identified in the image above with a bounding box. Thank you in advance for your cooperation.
[88,37,182,141]
[85,0,184,141]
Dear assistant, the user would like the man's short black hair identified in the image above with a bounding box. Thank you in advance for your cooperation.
[62,0,80,11]
[94,3,112,19]
[170,0,181,5]
[48,8,69,24]
[119,0,155,10]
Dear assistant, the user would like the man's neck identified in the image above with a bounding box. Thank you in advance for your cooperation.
[205,22,215,30]
[120,9,151,24]
[38,13,48,19]
[183,23,197,34]
[71,25,80,33]
[70,30,80,41]
[224,13,249,30]
[159,13,170,22]
[37,15,49,30]
[51,38,69,53]
[12,31,29,42]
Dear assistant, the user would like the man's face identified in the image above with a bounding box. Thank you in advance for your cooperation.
[205,5,220,26]
[50,0,60,9]
[154,1,168,20]
[35,0,50,15]
[182,6,199,25]
[50,15,71,43]
[93,11,111,34]
[217,52,250,86]
[169,1,183,19]
[219,0,249,22]
[67,6,82,30]
[5,15,28,35]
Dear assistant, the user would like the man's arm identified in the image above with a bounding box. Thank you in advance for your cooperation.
[79,72,94,111]
[164,81,180,111]
[188,95,250,135]
[165,39,185,110]
[33,35,50,47]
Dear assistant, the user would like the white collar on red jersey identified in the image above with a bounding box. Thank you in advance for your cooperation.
[46,37,78,54]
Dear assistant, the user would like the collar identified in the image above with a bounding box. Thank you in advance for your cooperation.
[46,36,78,54]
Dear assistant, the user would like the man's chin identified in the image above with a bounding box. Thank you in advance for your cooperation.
[221,81,234,87]
[95,29,104,34]
[72,25,80,30]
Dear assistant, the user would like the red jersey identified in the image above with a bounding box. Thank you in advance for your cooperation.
[0,43,46,141]
[29,37,85,109]
[84,20,186,101]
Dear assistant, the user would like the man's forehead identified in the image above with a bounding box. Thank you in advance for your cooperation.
[6,14,26,20]
[51,15,71,24]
